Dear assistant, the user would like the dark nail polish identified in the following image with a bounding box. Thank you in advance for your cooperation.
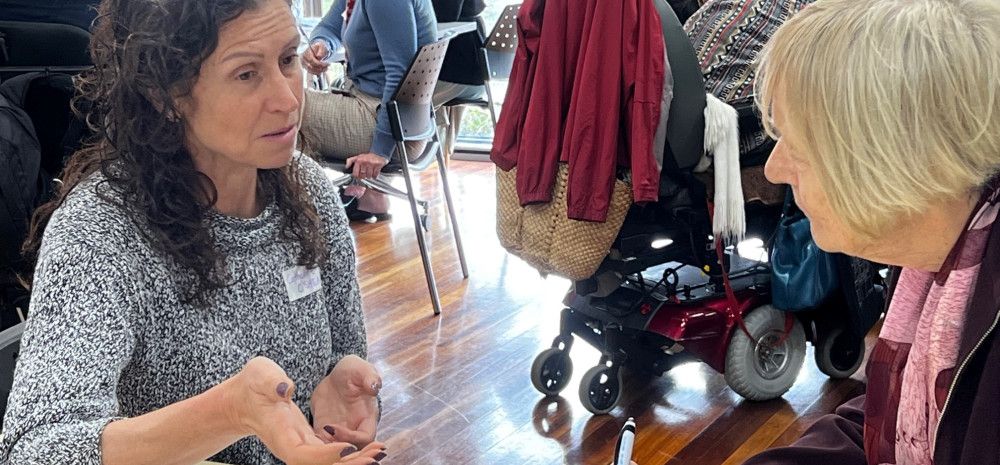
[374,452,387,461]
[370,462,380,465]
[276,382,289,398]
[323,425,335,436]
[340,446,357,458]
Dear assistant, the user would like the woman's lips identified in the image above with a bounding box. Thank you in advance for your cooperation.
[262,125,296,142]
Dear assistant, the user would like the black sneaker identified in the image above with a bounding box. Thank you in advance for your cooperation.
[341,194,391,222]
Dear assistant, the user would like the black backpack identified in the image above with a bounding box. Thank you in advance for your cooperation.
[0,72,77,327]
[0,75,43,272]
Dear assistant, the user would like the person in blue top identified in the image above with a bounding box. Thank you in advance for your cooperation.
[300,0,437,221]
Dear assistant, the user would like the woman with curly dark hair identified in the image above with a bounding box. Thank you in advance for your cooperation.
[0,0,387,464]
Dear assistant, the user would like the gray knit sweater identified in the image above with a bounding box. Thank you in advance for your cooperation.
[0,155,366,465]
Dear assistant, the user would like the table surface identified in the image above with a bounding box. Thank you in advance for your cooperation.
[438,20,478,37]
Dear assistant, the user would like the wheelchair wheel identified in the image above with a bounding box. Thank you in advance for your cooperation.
[531,348,573,396]
[724,305,806,401]
[814,325,865,379]
[579,365,622,415]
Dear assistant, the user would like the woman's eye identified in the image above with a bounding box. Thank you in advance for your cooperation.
[282,54,299,66]
[237,70,257,81]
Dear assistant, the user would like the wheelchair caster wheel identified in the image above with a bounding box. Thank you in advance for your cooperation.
[579,365,622,415]
[531,348,573,396]
[815,325,865,379]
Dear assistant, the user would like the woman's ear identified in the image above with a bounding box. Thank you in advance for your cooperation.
[145,86,186,123]
[171,93,192,122]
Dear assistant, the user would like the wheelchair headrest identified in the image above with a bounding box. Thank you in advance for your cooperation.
[654,0,707,172]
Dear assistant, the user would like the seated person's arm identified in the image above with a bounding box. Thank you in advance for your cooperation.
[366,0,436,159]
[309,0,348,57]
[742,395,867,465]
[304,0,348,74]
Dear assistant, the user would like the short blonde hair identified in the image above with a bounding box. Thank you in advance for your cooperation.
[756,0,1000,236]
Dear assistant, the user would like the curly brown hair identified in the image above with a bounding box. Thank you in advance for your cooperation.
[23,0,328,305]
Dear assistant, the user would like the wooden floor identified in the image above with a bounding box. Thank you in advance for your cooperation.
[345,160,869,465]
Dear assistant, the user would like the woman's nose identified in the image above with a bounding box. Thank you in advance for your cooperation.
[267,73,301,114]
[764,140,793,186]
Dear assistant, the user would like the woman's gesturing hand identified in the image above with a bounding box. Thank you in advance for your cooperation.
[226,357,386,465]
[311,354,382,449]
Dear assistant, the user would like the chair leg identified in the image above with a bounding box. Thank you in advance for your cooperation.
[397,142,444,316]
[483,82,498,129]
[434,135,469,279]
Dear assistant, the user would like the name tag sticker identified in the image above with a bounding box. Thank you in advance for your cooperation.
[282,266,322,302]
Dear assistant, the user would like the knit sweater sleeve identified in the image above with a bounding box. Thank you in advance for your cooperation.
[322,181,367,366]
[294,156,367,368]
[0,206,138,464]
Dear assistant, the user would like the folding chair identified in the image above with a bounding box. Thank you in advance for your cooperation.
[439,3,521,129]
[323,37,468,316]
[0,322,24,428]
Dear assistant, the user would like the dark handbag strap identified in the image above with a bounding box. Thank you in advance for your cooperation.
[710,199,795,348]
[765,185,798,251]
[714,237,794,347]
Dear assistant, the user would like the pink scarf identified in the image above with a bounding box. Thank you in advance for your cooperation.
[866,187,1000,465]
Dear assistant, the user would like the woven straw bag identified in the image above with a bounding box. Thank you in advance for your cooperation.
[496,164,631,281]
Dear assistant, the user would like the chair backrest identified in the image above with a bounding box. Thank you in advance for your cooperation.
[0,322,24,425]
[654,0,706,171]
[389,37,452,142]
[484,4,520,80]
[0,21,92,81]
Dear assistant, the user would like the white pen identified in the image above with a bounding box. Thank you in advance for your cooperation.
[614,417,636,465]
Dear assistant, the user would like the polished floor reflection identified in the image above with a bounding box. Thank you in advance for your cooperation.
[341,160,869,465]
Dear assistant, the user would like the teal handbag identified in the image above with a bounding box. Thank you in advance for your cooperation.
[770,191,840,311]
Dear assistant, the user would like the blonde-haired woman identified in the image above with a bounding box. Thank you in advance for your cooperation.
[739,0,1000,464]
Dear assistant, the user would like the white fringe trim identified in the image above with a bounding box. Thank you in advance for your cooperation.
[703,93,745,244]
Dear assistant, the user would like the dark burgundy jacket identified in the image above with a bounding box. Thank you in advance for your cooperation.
[744,208,1000,465]
[490,0,664,222]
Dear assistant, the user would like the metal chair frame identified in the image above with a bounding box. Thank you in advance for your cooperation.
[441,4,521,130]
[322,37,468,315]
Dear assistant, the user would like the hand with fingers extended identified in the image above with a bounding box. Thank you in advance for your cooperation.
[311,354,382,449]
[345,153,389,180]
[303,40,332,75]
[227,357,386,465]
